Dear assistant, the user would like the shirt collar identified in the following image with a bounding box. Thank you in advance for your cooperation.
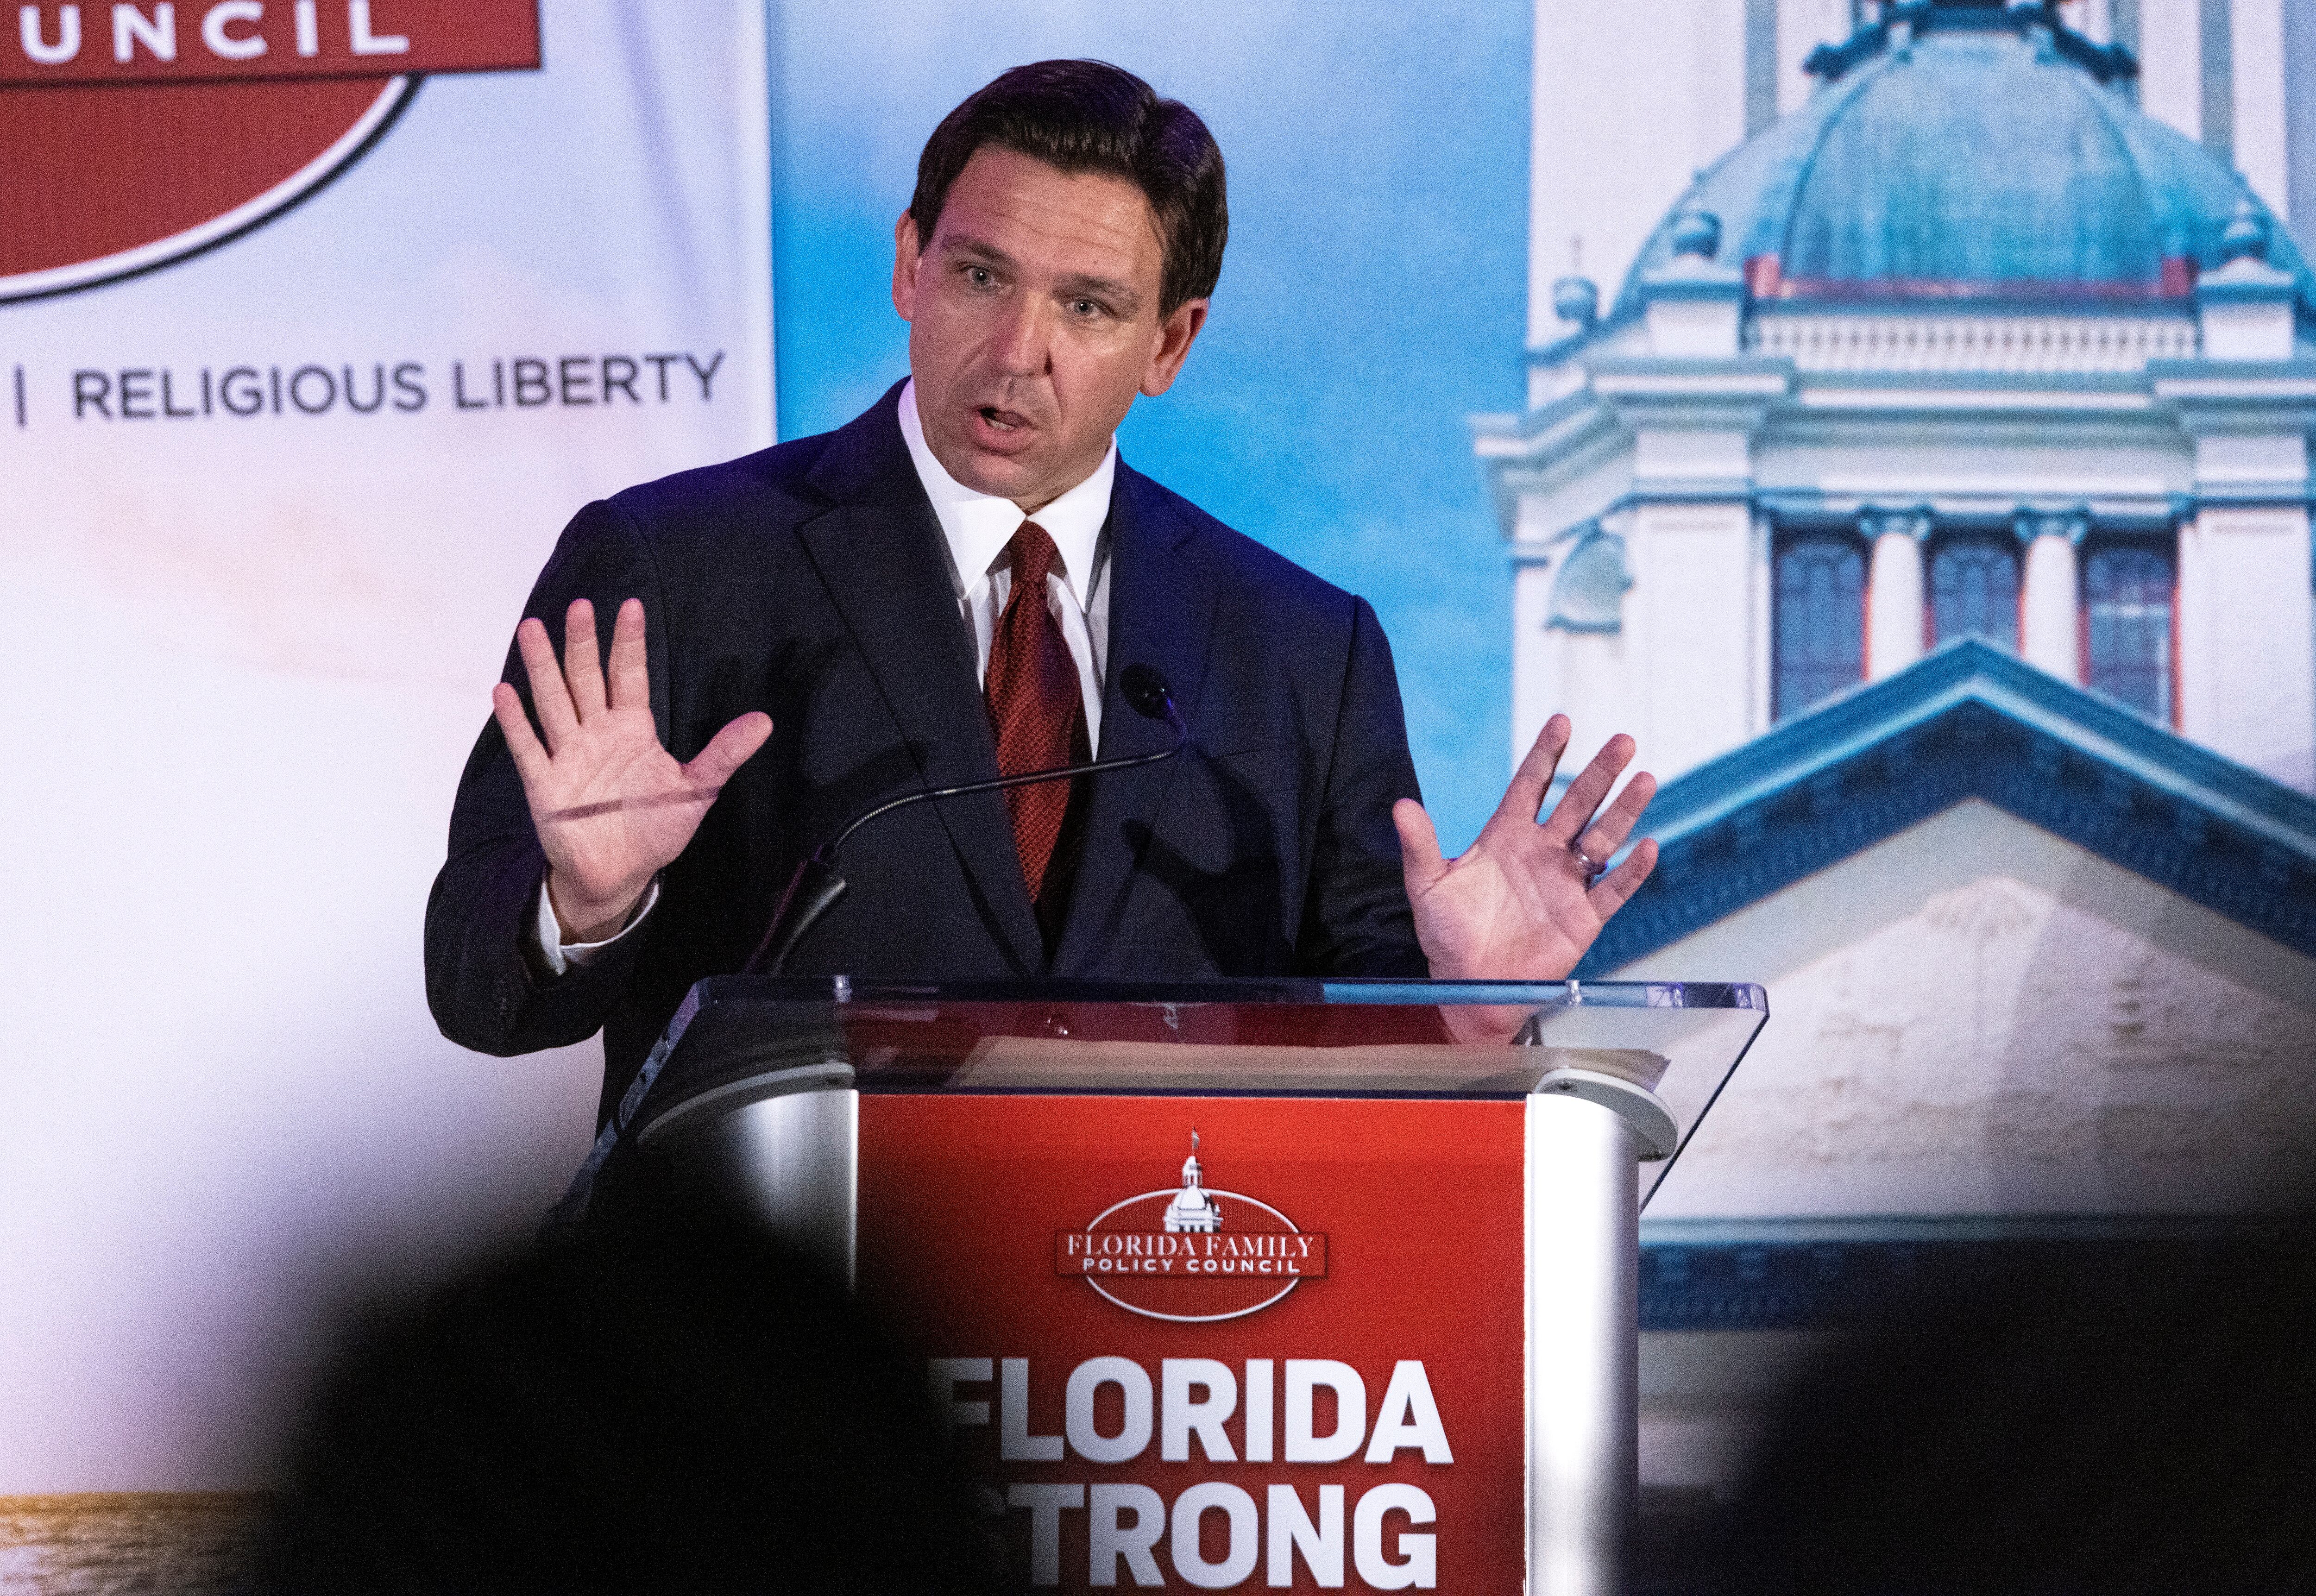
[898,378,1114,609]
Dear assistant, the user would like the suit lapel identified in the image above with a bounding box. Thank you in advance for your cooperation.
[1052,464,1219,972]
[793,389,1045,971]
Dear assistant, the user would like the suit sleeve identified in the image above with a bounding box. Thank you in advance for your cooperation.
[1294,597,1430,977]
[423,499,673,1056]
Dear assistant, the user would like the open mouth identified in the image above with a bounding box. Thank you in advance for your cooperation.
[979,405,1028,433]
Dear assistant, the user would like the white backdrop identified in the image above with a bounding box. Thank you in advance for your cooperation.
[0,1,772,1489]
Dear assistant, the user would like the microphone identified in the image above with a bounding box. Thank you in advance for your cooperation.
[743,664,1187,975]
[547,667,1185,1234]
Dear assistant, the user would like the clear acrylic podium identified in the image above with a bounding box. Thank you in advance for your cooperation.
[579,977,1766,1596]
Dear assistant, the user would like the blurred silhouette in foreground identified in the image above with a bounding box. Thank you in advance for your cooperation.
[252,1188,1010,1596]
[1715,1221,2316,1596]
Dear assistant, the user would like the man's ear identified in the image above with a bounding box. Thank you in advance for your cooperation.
[1140,299,1209,397]
[892,212,923,321]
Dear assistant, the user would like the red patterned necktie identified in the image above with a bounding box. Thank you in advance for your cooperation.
[984,520,1090,905]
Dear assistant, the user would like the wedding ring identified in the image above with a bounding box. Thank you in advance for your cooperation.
[1568,840,1605,882]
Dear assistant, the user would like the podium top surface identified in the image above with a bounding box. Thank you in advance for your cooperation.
[631,978,1767,1176]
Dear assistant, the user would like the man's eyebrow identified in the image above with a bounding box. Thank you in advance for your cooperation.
[1055,271,1142,314]
[939,233,1019,272]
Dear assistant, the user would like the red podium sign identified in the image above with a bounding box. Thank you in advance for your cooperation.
[602,980,1763,1593]
[860,1095,1526,1592]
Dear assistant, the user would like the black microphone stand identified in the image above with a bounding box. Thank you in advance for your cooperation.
[548,666,1185,1232]
[743,664,1186,975]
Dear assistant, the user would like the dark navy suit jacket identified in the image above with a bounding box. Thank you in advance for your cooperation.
[425,386,1427,1122]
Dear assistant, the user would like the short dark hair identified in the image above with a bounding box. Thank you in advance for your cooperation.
[909,59,1228,317]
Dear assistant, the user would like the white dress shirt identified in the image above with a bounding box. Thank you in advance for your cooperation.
[534,379,1116,973]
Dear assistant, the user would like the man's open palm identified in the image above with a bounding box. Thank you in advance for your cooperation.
[493,597,771,943]
[1393,715,1657,984]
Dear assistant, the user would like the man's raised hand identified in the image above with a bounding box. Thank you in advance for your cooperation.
[1392,715,1658,986]
[492,597,771,943]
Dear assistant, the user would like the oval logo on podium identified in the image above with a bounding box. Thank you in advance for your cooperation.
[1,2,541,305]
[1054,1132,1329,1323]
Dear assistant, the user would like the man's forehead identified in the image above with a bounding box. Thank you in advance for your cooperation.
[930,147,1163,272]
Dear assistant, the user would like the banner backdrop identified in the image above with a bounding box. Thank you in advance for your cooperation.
[0,1,770,1489]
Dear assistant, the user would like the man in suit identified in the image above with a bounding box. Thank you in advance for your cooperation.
[426,61,1657,1124]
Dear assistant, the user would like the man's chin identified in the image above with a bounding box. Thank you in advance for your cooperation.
[949,450,1039,496]
[933,436,1057,506]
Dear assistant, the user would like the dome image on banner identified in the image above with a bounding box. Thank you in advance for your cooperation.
[1,1,541,304]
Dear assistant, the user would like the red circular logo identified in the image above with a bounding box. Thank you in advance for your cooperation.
[2,76,415,303]
[2,3,539,304]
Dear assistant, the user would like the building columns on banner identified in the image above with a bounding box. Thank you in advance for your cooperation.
[1861,508,1931,683]
[2017,509,2088,685]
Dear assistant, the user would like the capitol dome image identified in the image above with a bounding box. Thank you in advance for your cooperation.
[1617,5,2316,319]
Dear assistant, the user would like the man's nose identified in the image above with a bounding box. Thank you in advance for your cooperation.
[989,294,1052,376]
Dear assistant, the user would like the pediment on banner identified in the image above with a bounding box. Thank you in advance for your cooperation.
[1577,639,2316,975]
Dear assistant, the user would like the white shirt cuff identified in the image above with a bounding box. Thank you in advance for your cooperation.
[532,877,660,977]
